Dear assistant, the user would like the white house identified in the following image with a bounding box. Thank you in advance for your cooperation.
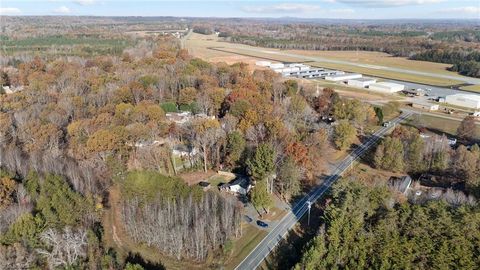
[220,177,251,195]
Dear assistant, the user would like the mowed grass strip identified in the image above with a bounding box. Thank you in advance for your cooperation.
[225,225,269,270]
[460,84,480,93]
[411,114,480,137]
[186,33,465,87]
[287,50,457,76]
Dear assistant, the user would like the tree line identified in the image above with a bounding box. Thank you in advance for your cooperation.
[374,117,480,196]
[295,179,480,269]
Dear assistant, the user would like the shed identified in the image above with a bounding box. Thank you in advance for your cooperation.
[411,102,439,111]
[198,181,211,191]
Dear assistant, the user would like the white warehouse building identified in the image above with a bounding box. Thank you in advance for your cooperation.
[325,73,362,82]
[445,94,480,109]
[255,61,271,67]
[347,77,377,88]
[368,82,405,93]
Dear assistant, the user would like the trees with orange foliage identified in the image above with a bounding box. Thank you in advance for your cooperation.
[314,87,338,116]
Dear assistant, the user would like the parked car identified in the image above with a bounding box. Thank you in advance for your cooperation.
[244,215,253,223]
[256,220,268,228]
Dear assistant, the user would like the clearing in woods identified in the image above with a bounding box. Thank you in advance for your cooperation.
[186,33,466,87]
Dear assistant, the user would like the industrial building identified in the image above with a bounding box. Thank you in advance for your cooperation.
[324,73,362,82]
[255,61,271,67]
[269,63,285,69]
[347,77,377,88]
[272,64,344,79]
[445,94,480,109]
[368,82,405,93]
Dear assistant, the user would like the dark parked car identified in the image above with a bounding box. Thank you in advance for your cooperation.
[256,220,268,228]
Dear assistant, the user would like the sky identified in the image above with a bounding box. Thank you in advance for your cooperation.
[0,0,479,20]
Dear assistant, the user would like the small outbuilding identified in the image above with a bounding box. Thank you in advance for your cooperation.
[368,82,405,93]
[198,181,211,191]
[411,102,439,111]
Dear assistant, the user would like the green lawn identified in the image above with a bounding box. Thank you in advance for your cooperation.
[460,84,480,93]
[409,114,480,137]
[225,225,268,270]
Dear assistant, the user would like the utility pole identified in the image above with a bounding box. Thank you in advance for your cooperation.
[306,200,312,226]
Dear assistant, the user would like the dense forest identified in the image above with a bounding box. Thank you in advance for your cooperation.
[0,27,373,267]
[295,179,480,269]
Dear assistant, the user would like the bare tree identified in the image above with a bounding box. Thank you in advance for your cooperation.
[36,227,87,269]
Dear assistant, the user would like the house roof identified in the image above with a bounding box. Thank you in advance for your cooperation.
[229,177,250,189]
[198,181,210,187]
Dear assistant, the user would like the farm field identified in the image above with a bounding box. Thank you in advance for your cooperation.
[186,33,466,87]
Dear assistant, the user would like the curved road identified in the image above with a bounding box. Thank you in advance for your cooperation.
[235,111,413,270]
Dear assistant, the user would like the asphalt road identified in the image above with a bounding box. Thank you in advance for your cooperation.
[235,47,480,85]
[234,111,413,270]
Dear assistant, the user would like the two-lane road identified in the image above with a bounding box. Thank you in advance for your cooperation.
[235,111,412,270]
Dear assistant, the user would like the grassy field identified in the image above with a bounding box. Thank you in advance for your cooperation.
[186,33,466,87]
[460,84,480,93]
[308,61,461,86]
[409,114,480,137]
[289,50,456,76]
[225,225,268,269]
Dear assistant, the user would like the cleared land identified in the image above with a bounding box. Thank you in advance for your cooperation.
[461,84,480,93]
[186,33,467,87]
[409,114,480,137]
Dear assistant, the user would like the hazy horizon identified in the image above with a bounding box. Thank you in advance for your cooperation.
[1,0,479,20]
